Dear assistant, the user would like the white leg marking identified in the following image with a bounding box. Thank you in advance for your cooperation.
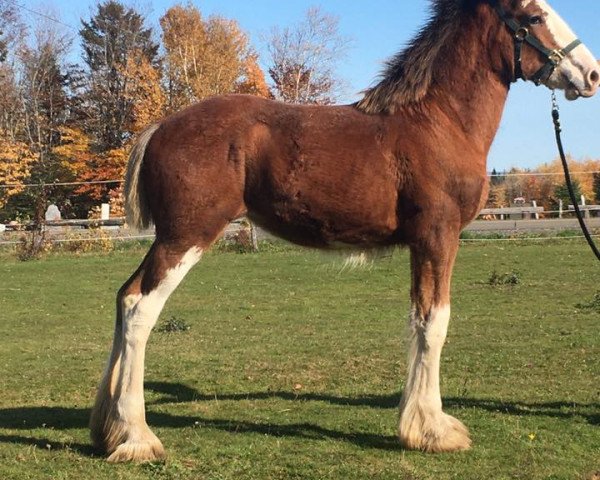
[117,247,203,422]
[399,304,471,452]
[402,304,450,415]
[100,247,202,461]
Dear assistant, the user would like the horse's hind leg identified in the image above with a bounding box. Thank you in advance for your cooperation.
[398,232,471,453]
[90,239,203,462]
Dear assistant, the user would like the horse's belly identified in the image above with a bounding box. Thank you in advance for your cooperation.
[247,193,400,248]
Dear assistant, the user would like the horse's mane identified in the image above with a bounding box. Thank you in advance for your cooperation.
[356,0,476,114]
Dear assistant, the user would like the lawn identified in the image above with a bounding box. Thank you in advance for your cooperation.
[0,241,598,480]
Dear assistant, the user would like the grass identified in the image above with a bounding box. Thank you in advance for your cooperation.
[0,241,598,479]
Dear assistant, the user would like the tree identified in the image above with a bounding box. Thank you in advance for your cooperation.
[160,4,253,111]
[486,182,507,209]
[593,172,600,204]
[160,4,205,111]
[0,137,35,211]
[120,49,166,133]
[490,168,505,186]
[553,180,583,209]
[0,0,25,63]
[80,0,158,150]
[266,7,349,104]
[0,62,20,139]
[51,126,92,180]
[74,147,126,207]
[19,26,72,172]
[0,1,24,138]
[235,53,270,98]
[537,156,599,206]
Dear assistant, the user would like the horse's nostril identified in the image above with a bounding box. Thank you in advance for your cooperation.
[590,70,600,85]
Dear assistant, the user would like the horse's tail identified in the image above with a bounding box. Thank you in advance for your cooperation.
[124,123,160,230]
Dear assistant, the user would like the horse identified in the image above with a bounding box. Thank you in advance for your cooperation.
[90,0,599,462]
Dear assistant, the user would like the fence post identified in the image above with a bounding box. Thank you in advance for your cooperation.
[101,203,110,220]
[559,199,563,219]
[250,221,259,251]
[532,200,539,220]
[581,195,590,219]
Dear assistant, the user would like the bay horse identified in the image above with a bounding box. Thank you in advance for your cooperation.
[90,0,599,462]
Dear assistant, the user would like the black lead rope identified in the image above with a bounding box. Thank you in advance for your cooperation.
[551,91,600,262]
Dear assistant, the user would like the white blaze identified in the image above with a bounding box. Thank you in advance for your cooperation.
[524,0,598,96]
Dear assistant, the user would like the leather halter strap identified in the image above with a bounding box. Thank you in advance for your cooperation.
[494,2,582,85]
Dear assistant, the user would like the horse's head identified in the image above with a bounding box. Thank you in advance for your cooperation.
[495,0,599,100]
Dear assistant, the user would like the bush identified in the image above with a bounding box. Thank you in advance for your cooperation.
[488,270,521,286]
[16,229,51,261]
[575,292,600,312]
[55,229,114,254]
[155,316,191,333]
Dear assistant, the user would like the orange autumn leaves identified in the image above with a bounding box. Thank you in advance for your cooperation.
[0,2,270,217]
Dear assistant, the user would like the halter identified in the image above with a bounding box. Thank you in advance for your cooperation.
[494,2,582,85]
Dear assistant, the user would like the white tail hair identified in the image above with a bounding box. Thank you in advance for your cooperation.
[124,124,160,230]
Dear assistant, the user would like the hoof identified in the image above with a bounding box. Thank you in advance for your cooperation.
[399,411,472,453]
[90,405,166,463]
[107,438,166,463]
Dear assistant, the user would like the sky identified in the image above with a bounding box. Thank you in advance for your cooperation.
[17,0,600,171]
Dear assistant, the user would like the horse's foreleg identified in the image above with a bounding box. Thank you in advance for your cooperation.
[398,237,471,453]
[90,241,203,462]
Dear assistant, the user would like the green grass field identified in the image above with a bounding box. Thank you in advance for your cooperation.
[0,241,598,480]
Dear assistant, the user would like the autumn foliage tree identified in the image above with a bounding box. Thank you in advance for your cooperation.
[0,138,36,211]
[75,1,159,210]
[236,54,270,97]
[161,4,267,112]
[486,157,600,213]
[120,49,166,132]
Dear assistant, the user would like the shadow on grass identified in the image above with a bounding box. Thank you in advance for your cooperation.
[0,405,402,453]
[144,381,600,425]
[0,434,96,457]
[0,383,597,455]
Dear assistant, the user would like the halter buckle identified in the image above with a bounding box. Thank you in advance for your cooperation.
[515,27,529,41]
[548,49,565,65]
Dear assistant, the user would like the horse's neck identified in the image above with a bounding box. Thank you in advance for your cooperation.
[422,10,510,163]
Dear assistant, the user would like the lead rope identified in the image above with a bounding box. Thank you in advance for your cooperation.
[551,91,600,262]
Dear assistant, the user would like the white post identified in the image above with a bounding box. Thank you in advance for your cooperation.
[101,203,110,220]
[250,221,258,251]
[559,199,563,219]
[581,195,590,219]
[100,203,110,229]
[532,201,539,220]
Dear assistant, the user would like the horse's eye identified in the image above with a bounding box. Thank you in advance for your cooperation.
[529,15,544,25]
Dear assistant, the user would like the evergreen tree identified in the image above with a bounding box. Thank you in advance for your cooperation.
[80,0,158,150]
[593,173,600,203]
[490,168,505,186]
[553,180,583,209]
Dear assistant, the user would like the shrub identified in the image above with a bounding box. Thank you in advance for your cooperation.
[575,292,600,312]
[155,316,191,333]
[488,270,521,286]
[16,228,51,261]
[53,229,114,254]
